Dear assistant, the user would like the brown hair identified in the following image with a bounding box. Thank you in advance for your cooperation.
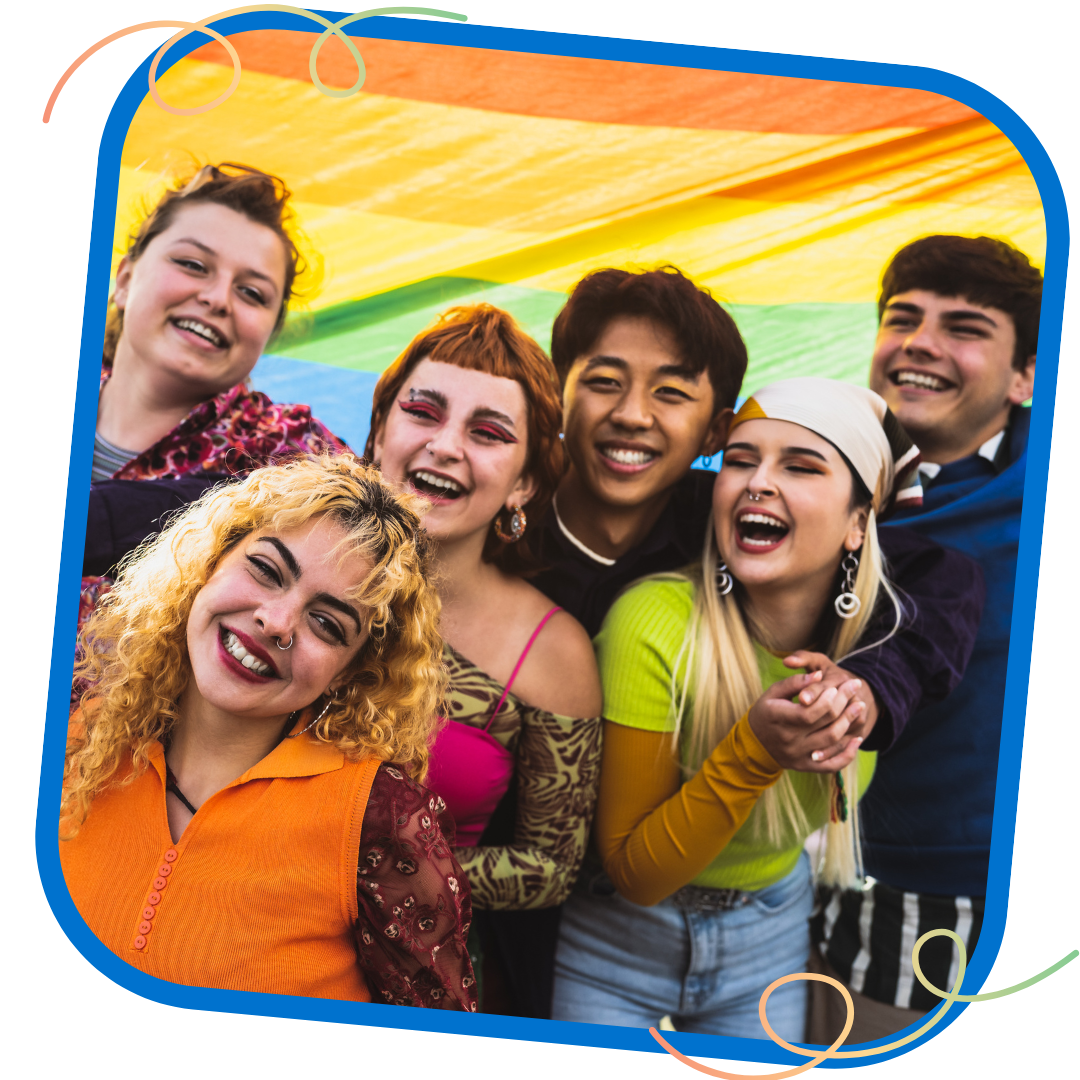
[103,162,304,367]
[878,235,1043,370]
[550,265,748,411]
[364,304,565,575]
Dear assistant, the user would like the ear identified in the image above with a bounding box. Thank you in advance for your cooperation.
[112,256,133,311]
[699,407,734,459]
[370,418,386,464]
[845,506,869,552]
[508,470,539,510]
[1007,355,1036,405]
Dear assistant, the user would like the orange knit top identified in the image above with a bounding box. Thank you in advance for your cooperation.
[60,726,380,1001]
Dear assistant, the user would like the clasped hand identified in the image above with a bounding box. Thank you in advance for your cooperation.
[746,651,878,773]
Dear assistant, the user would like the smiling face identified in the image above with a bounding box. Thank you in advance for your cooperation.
[184,517,371,724]
[869,289,1036,464]
[714,418,866,598]
[111,201,288,400]
[372,358,537,546]
[561,315,728,510]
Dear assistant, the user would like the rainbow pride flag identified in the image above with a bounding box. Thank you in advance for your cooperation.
[114,28,1045,452]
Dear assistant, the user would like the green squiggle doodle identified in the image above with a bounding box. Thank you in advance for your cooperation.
[45,6,468,122]
[651,930,1077,1077]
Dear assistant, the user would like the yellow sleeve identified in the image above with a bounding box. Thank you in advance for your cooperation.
[595,714,784,906]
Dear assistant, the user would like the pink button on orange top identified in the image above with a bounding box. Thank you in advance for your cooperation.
[157,864,172,877]
[153,878,168,891]
[133,935,147,949]
[142,907,156,921]
[164,849,178,862]
[147,891,162,905]
[138,921,152,934]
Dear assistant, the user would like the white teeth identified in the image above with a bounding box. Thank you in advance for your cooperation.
[895,371,949,390]
[412,470,464,493]
[223,630,272,676]
[741,535,781,547]
[174,318,226,347]
[601,447,657,465]
[739,512,788,529]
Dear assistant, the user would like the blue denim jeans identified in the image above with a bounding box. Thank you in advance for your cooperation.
[552,852,813,1039]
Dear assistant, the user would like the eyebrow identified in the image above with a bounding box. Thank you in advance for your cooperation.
[407,389,518,429]
[725,441,829,462]
[171,237,279,288]
[257,536,302,578]
[884,301,998,328]
[313,593,363,634]
[584,355,702,381]
[256,537,363,634]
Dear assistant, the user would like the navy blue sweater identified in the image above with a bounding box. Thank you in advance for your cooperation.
[860,406,1030,898]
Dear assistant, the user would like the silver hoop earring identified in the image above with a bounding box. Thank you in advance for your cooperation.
[285,694,336,739]
[834,552,862,619]
[275,635,293,650]
[716,560,734,596]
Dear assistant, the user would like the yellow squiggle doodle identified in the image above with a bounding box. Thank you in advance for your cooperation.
[44,6,467,122]
[650,930,1077,1076]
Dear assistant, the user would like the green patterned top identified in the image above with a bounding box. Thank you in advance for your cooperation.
[442,643,603,910]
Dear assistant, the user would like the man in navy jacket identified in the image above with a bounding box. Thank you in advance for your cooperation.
[813,235,1041,1043]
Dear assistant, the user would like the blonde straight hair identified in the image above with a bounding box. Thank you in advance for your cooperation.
[667,509,902,888]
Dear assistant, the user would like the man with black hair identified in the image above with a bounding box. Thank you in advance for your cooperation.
[487,265,982,1021]
[810,235,1040,1043]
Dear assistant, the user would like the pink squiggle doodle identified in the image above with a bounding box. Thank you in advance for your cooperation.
[44,6,467,122]
[649,930,1077,1077]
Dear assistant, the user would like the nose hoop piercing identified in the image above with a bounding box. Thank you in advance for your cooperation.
[275,636,293,650]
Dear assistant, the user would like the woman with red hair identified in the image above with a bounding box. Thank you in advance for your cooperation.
[366,304,603,1006]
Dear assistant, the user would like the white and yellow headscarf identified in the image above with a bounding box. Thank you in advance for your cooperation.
[728,377,922,515]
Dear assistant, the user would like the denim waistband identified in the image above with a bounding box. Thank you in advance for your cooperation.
[577,869,750,911]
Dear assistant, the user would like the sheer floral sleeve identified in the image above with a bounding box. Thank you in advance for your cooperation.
[356,764,477,1011]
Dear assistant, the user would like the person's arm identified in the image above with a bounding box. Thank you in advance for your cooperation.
[593,580,865,907]
[355,765,477,1010]
[596,680,865,907]
[453,709,603,910]
[832,529,986,752]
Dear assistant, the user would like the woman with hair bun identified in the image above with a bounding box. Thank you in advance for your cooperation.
[366,304,603,1008]
[63,456,476,1009]
[552,378,984,1038]
[80,162,348,634]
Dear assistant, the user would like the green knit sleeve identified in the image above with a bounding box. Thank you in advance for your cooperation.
[593,577,696,733]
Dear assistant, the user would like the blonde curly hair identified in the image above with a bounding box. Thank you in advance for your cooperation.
[64,456,445,835]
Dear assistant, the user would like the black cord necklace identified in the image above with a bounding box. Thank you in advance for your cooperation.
[164,762,199,816]
[163,712,300,817]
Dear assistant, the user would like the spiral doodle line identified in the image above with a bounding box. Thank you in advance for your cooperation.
[650,929,1077,1077]
[44,6,468,122]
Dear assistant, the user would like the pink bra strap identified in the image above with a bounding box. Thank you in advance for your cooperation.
[486,606,562,731]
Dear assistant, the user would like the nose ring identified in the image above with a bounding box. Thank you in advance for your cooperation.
[276,636,293,650]
[747,492,762,502]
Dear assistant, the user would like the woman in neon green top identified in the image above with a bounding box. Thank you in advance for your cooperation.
[552,377,925,1039]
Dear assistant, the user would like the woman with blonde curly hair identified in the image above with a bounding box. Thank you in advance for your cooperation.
[62,455,476,1010]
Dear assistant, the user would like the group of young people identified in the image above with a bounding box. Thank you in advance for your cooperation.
[62,162,1040,1041]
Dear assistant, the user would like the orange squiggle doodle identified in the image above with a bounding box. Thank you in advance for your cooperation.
[650,929,1077,1076]
[44,6,467,122]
